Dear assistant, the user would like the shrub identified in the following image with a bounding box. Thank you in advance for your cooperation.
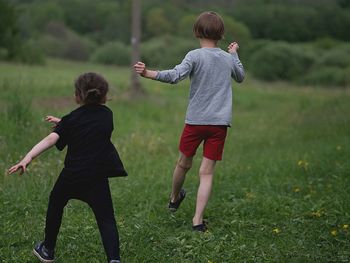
[315,45,350,68]
[221,16,251,48]
[146,7,172,37]
[15,39,46,65]
[312,38,341,50]
[248,41,315,81]
[0,0,20,60]
[90,41,130,66]
[242,39,273,68]
[38,22,96,61]
[141,35,198,68]
[0,47,8,60]
[301,66,350,87]
[177,14,197,38]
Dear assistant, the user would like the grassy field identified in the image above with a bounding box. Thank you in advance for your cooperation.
[0,59,349,263]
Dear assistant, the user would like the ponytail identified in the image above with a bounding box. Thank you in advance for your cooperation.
[74,73,109,105]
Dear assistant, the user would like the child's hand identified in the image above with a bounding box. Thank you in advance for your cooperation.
[134,62,147,76]
[45,116,61,124]
[8,156,32,175]
[228,42,239,54]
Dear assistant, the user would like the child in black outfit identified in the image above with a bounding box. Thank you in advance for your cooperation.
[8,72,127,263]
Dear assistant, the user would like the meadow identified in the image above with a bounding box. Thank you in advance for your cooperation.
[0,60,349,263]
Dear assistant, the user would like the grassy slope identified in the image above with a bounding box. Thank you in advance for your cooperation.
[0,60,349,262]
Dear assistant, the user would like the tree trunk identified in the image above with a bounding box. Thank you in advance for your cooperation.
[130,0,145,95]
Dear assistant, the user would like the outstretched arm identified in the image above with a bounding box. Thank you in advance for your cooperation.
[134,62,158,79]
[134,52,193,84]
[8,132,59,175]
[228,42,245,83]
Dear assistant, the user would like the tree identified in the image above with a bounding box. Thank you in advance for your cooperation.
[146,7,172,37]
[130,0,145,95]
[0,0,19,59]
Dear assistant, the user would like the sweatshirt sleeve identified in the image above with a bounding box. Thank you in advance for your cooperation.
[231,52,245,83]
[156,52,194,84]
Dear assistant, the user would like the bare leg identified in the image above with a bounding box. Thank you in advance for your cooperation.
[193,157,216,226]
[170,153,193,202]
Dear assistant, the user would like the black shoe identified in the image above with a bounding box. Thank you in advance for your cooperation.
[168,189,186,212]
[192,220,208,232]
[109,260,121,263]
[33,241,54,263]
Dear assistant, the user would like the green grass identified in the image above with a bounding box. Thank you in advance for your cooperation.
[0,59,349,262]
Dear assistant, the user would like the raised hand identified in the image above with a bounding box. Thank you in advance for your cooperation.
[45,116,61,124]
[133,62,158,79]
[228,42,239,54]
[134,62,146,76]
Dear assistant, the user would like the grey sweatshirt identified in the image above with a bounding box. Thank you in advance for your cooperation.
[156,47,245,126]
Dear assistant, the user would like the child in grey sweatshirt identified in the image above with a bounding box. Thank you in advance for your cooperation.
[134,11,244,232]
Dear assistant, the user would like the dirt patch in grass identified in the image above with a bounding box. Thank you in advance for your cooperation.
[32,96,76,110]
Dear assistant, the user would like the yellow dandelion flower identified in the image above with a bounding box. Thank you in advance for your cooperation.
[343,224,349,230]
[272,228,280,234]
[331,229,337,236]
[297,160,309,169]
[294,187,300,193]
[311,210,322,218]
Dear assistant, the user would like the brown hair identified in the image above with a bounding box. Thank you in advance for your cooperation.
[74,72,109,105]
[193,11,225,41]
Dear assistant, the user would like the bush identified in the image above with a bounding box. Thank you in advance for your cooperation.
[0,0,20,60]
[301,66,350,87]
[177,14,197,38]
[15,39,46,65]
[90,41,130,66]
[146,7,172,38]
[312,38,341,50]
[242,39,273,67]
[0,47,8,60]
[248,41,315,81]
[315,45,350,68]
[221,16,251,49]
[38,22,96,61]
[297,43,350,87]
[141,35,198,68]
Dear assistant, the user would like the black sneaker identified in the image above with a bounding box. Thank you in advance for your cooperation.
[109,260,121,263]
[168,189,186,212]
[192,220,208,232]
[33,241,54,263]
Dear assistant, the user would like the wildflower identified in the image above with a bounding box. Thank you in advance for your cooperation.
[331,229,337,236]
[343,224,349,230]
[297,160,309,170]
[311,210,322,218]
[294,187,300,193]
[272,228,280,234]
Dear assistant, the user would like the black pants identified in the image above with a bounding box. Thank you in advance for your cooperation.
[43,175,120,261]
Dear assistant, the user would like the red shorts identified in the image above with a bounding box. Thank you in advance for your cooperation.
[179,124,228,161]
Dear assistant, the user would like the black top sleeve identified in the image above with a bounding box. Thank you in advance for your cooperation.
[53,115,70,151]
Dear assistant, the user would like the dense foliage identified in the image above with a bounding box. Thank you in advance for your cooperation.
[2,0,350,86]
